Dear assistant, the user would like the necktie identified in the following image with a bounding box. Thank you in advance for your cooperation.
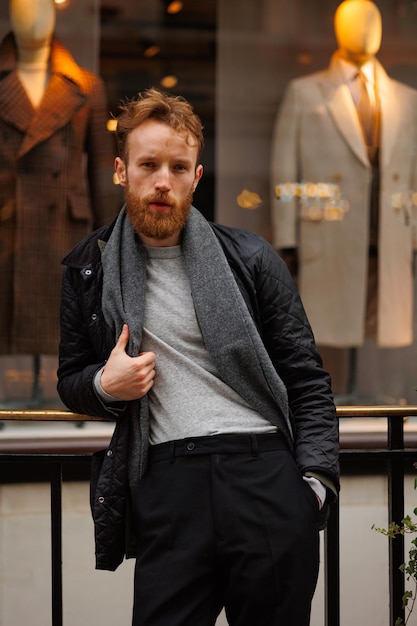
[356,71,374,145]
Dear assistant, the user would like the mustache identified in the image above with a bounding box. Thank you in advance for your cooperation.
[147,191,171,203]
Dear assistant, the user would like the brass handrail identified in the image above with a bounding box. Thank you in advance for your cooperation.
[1,405,417,421]
[0,409,106,421]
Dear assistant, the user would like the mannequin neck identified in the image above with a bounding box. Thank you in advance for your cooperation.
[338,47,375,68]
[16,41,50,67]
[16,42,51,108]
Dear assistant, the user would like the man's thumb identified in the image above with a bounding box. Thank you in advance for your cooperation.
[116,323,130,349]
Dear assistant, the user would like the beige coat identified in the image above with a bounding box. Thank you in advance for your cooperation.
[270,53,417,348]
[0,34,120,355]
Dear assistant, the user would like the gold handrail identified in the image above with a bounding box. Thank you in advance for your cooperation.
[336,405,417,418]
[1,405,417,421]
[0,409,106,421]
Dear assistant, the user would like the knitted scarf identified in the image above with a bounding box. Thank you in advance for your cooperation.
[102,205,292,487]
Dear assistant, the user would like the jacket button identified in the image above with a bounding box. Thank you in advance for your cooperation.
[186,442,195,451]
[91,314,98,321]
[85,269,92,276]
[106,449,113,456]
[98,496,105,503]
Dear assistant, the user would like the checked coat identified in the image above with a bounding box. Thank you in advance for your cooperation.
[0,33,120,355]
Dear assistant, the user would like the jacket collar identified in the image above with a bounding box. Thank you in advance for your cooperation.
[0,33,90,157]
[61,218,118,270]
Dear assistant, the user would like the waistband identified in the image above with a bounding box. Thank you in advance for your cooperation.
[147,432,288,463]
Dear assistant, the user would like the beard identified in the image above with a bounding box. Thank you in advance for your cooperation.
[125,186,194,241]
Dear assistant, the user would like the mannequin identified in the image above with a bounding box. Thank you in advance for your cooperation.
[10,0,55,108]
[0,0,119,406]
[334,0,382,66]
[270,0,417,397]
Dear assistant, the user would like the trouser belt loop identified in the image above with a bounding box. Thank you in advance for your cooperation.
[250,434,259,457]
[169,441,176,463]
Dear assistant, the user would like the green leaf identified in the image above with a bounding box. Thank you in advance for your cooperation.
[402,590,413,608]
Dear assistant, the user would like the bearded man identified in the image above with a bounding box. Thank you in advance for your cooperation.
[57,87,339,626]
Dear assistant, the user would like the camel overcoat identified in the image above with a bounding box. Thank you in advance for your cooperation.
[270,53,417,348]
[0,33,119,355]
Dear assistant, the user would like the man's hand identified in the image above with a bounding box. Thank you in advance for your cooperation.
[100,324,156,401]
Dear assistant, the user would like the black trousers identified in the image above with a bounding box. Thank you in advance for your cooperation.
[131,433,320,626]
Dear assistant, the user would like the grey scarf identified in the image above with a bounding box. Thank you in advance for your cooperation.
[102,205,292,487]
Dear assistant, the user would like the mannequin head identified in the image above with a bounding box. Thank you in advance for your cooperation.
[9,0,55,50]
[334,0,382,65]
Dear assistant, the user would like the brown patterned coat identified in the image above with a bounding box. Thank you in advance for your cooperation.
[0,33,120,355]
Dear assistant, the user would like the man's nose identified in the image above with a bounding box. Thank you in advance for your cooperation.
[155,167,171,190]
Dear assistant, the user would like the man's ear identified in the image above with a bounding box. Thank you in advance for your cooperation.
[115,157,127,186]
[193,164,203,192]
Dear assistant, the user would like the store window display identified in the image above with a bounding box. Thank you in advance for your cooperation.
[0,0,118,404]
[270,0,417,397]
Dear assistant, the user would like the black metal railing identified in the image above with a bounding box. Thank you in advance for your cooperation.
[326,406,417,626]
[0,406,416,626]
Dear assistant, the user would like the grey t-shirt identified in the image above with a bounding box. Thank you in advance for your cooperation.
[140,245,277,445]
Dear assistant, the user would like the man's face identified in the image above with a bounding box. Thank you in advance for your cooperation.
[115,119,203,246]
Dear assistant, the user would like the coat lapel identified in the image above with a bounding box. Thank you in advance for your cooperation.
[319,55,369,168]
[376,62,401,171]
[0,33,88,158]
[18,73,87,157]
[0,70,33,132]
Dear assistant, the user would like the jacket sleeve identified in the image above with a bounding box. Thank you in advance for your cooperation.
[57,264,126,420]
[255,240,340,492]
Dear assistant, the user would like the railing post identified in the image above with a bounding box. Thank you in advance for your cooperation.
[387,414,405,626]
[50,462,63,626]
[325,498,340,626]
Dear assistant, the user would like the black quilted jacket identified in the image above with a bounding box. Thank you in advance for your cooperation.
[57,216,339,571]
